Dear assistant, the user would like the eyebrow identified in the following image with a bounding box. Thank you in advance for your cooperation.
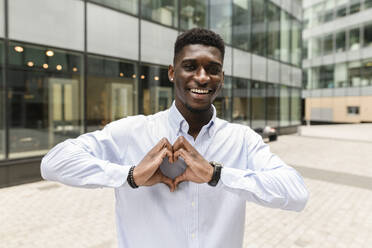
[181,59,222,67]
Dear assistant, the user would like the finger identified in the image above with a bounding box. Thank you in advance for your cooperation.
[160,173,175,192]
[163,138,174,163]
[158,147,173,166]
[173,136,188,153]
[174,172,187,189]
[173,148,187,162]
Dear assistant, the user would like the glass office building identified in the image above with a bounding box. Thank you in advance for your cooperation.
[0,0,302,187]
[303,0,372,123]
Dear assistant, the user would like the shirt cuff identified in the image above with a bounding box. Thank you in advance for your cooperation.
[105,163,131,188]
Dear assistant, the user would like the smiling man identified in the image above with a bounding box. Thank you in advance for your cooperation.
[41,28,308,248]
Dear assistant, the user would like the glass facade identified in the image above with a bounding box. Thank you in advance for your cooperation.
[0,0,302,168]
[180,0,208,30]
[8,42,84,158]
[142,0,178,27]
[86,56,138,132]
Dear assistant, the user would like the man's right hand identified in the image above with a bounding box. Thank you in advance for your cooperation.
[132,138,175,192]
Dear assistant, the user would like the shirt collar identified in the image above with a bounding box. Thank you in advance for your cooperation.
[168,101,217,137]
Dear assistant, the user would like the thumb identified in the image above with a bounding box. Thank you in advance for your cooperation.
[174,172,187,189]
[160,173,175,192]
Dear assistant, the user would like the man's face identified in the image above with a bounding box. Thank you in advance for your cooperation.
[169,44,224,113]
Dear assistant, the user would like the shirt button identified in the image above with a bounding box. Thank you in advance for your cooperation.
[191,202,195,207]
[191,233,195,239]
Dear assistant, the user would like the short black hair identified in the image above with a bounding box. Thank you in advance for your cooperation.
[174,28,225,63]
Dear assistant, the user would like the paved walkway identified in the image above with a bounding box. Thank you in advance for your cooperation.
[1,124,372,248]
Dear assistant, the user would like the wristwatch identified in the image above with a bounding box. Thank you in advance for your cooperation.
[208,161,223,187]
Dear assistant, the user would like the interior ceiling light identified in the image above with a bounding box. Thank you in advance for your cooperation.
[14,46,24,53]
[46,50,54,57]
[119,72,124,77]
[132,74,137,78]
[72,67,78,72]
[43,64,49,69]
[140,75,145,79]
[27,61,34,67]
[56,64,62,71]
[366,62,372,67]
[154,76,159,81]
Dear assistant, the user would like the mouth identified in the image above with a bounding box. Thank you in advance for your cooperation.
[188,88,212,95]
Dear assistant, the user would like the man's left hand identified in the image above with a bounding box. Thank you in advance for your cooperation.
[172,136,213,188]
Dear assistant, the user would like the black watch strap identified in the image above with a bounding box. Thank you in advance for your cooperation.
[208,161,223,187]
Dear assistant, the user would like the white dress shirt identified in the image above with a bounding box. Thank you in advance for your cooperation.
[41,102,308,248]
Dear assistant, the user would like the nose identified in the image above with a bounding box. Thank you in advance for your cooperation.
[195,67,210,85]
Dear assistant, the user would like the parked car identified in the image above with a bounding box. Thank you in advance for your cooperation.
[254,126,278,142]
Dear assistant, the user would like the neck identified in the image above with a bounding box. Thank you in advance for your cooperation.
[175,101,214,139]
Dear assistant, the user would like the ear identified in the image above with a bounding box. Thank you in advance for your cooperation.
[168,65,174,84]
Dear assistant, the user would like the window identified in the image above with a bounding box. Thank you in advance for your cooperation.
[266,84,279,127]
[251,81,266,129]
[280,86,290,126]
[348,61,361,87]
[251,0,267,56]
[312,3,324,26]
[323,0,335,23]
[361,59,372,86]
[365,0,372,9]
[291,88,301,125]
[336,0,348,17]
[280,10,291,63]
[215,76,232,121]
[140,64,173,115]
[303,40,309,60]
[349,0,361,14]
[334,63,348,87]
[232,0,251,51]
[267,2,280,60]
[8,42,84,158]
[89,0,138,15]
[232,77,250,125]
[311,67,320,89]
[336,31,346,52]
[291,18,301,66]
[303,69,311,89]
[180,0,208,30]
[86,56,138,132]
[141,0,178,28]
[210,0,232,44]
[347,106,359,114]
[363,23,372,47]
[323,34,334,55]
[349,27,360,50]
[319,65,335,88]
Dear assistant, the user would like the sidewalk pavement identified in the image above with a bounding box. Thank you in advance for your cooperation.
[1,124,372,248]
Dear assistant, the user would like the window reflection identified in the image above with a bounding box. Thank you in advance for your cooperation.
[291,18,301,66]
[232,77,250,125]
[141,0,178,28]
[267,2,280,60]
[266,83,279,127]
[232,0,251,51]
[336,31,346,52]
[349,27,360,50]
[140,64,173,115]
[280,86,290,127]
[89,0,138,15]
[291,88,301,125]
[215,76,232,121]
[361,59,372,86]
[348,61,361,87]
[251,81,266,129]
[280,10,291,63]
[8,42,83,158]
[210,0,232,44]
[251,0,266,56]
[363,23,372,47]
[86,56,138,132]
[180,0,207,30]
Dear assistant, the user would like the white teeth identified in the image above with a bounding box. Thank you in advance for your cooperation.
[190,89,209,94]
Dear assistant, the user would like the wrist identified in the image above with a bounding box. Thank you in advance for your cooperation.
[208,161,223,187]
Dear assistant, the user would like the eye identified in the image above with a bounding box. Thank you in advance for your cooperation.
[183,63,196,71]
[206,65,221,75]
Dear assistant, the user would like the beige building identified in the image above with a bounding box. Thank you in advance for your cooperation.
[302,0,372,123]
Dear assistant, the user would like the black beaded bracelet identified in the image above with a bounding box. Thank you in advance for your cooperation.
[127,166,139,189]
